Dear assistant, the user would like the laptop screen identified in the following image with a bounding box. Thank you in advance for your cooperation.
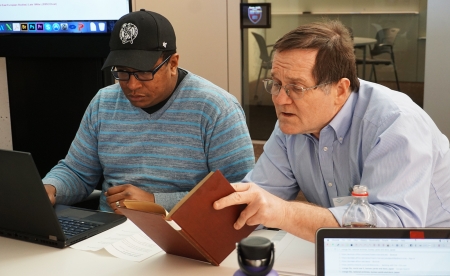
[316,228,450,276]
[324,238,450,275]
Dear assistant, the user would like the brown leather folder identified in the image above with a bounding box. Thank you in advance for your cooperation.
[119,170,257,266]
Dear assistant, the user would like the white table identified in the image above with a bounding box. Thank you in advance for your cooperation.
[0,235,233,276]
[0,230,315,276]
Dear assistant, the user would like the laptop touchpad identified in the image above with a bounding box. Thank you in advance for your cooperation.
[57,208,96,219]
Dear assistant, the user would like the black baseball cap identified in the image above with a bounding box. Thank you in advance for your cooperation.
[102,9,176,71]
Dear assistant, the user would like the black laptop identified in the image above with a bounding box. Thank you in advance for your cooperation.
[0,149,126,248]
[316,227,450,276]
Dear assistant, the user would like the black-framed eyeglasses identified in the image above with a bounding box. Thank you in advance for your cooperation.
[111,55,172,81]
[262,79,330,100]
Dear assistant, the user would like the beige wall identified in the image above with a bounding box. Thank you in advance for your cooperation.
[424,0,450,138]
[0,57,12,150]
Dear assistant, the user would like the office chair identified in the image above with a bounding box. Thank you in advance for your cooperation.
[251,32,274,104]
[356,28,401,91]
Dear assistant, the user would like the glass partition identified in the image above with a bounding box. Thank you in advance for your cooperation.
[242,0,427,140]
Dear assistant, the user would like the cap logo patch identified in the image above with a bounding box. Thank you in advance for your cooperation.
[119,23,138,44]
[163,42,167,48]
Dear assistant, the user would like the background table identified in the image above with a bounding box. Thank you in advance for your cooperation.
[353,37,377,79]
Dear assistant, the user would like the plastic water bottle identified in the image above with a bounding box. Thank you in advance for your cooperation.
[234,236,278,276]
[342,185,377,228]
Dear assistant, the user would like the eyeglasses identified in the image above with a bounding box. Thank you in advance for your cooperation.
[262,79,330,100]
[111,55,172,81]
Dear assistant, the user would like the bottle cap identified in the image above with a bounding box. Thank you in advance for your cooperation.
[351,185,368,196]
[239,236,272,261]
[237,236,275,276]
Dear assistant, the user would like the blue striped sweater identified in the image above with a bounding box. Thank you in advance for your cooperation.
[43,71,255,211]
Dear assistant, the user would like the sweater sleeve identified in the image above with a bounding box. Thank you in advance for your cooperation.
[204,98,255,182]
[42,96,103,205]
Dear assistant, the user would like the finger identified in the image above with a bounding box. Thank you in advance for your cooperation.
[233,203,260,229]
[110,199,125,210]
[105,184,128,196]
[213,183,255,210]
[105,193,126,205]
[49,196,56,206]
[214,190,252,210]
[110,201,117,212]
[230,182,252,192]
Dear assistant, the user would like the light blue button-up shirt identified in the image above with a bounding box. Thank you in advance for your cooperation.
[244,80,450,227]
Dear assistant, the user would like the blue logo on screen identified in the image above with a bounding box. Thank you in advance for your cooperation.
[44,23,52,31]
[0,24,4,31]
[52,23,60,31]
[69,24,76,30]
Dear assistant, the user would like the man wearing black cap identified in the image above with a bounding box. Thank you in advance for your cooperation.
[42,9,254,213]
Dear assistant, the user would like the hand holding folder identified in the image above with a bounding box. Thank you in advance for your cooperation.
[119,170,257,265]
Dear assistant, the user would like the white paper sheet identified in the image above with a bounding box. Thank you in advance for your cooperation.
[70,219,139,251]
[104,232,163,262]
[70,219,163,262]
[273,232,315,276]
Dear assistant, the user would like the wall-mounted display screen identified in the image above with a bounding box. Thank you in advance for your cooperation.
[240,3,271,29]
[0,0,131,57]
[0,0,131,34]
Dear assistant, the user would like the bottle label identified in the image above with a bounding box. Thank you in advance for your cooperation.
[332,196,353,207]
[343,222,376,228]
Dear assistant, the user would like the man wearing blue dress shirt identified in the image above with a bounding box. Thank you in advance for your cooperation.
[214,20,450,242]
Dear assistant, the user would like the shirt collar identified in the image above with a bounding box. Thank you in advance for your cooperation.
[328,91,358,144]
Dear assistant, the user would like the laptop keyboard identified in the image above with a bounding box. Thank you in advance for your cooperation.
[58,216,101,238]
